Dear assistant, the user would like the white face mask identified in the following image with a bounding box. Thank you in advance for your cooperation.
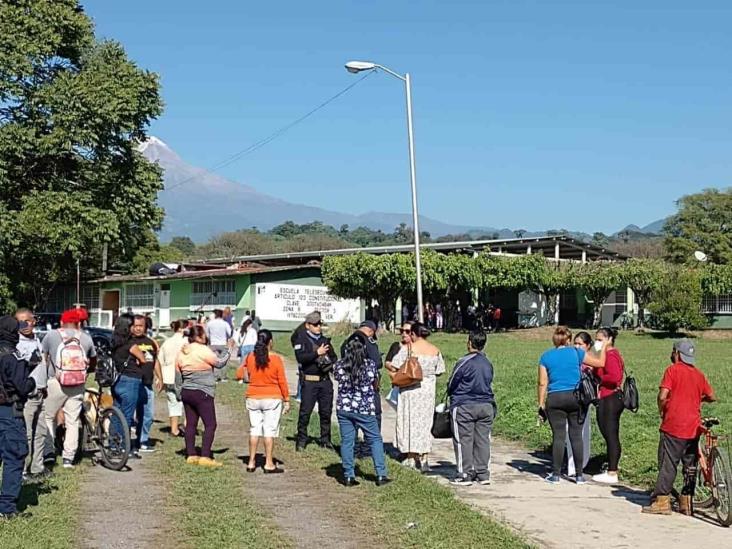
[593,340,604,352]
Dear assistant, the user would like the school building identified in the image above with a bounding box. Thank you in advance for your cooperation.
[41,235,732,331]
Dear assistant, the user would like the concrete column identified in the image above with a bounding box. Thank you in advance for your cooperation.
[581,250,587,263]
[396,296,403,326]
[554,243,560,260]
[527,245,532,255]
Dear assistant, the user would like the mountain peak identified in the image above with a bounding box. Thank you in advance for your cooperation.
[138,136,181,163]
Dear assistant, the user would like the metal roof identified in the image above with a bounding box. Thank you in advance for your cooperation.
[90,263,316,284]
[196,235,625,266]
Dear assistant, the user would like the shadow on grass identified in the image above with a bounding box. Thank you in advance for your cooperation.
[323,462,378,485]
[18,482,58,511]
[236,453,286,469]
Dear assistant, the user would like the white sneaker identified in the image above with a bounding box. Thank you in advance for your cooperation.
[592,472,618,484]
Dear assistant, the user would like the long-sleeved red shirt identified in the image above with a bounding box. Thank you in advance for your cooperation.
[596,348,624,399]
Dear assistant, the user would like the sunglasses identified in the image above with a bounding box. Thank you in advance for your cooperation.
[400,329,412,334]
[310,321,322,327]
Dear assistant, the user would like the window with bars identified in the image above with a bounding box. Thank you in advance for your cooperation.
[78,285,100,309]
[124,284,155,308]
[703,295,732,314]
[191,280,236,306]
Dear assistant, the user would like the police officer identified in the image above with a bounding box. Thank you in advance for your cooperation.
[293,311,337,451]
[341,320,383,425]
[0,315,38,518]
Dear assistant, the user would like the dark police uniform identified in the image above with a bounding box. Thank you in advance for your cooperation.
[294,330,337,448]
[0,340,36,516]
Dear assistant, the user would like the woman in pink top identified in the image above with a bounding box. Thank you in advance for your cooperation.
[590,327,625,484]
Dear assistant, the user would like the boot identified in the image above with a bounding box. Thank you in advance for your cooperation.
[678,495,693,516]
[642,495,672,515]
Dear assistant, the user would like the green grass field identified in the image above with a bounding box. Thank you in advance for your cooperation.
[274,327,730,488]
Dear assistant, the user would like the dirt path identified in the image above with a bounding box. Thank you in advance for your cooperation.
[215,384,384,549]
[78,400,174,549]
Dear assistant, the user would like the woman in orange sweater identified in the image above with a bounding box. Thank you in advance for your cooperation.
[237,329,290,473]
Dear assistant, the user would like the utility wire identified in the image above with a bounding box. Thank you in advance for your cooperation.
[162,71,375,192]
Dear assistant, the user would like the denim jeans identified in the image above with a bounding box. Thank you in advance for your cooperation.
[0,406,28,515]
[113,375,145,450]
[140,385,154,446]
[337,410,387,478]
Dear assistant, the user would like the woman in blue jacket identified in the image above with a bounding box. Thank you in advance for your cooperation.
[447,331,496,487]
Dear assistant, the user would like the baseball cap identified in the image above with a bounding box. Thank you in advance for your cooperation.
[305,311,322,325]
[673,339,696,365]
[60,309,82,324]
[359,320,378,338]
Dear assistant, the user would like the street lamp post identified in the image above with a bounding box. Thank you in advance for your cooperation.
[345,61,425,323]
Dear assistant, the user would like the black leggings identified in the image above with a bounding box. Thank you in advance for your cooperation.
[597,392,624,471]
[546,391,583,475]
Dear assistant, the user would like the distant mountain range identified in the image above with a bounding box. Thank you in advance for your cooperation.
[141,137,667,242]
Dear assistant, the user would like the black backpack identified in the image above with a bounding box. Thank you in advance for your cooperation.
[94,351,121,388]
[621,373,639,413]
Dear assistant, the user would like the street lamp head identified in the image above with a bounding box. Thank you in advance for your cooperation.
[345,60,376,74]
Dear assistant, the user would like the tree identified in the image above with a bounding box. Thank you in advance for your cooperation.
[130,234,184,274]
[322,253,415,329]
[0,0,163,307]
[169,236,196,256]
[574,262,626,327]
[537,261,572,325]
[621,259,664,328]
[195,229,273,258]
[664,188,732,265]
[649,266,707,333]
[592,232,610,247]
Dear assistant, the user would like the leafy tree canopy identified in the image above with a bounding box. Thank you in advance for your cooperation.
[664,188,732,265]
[0,0,163,308]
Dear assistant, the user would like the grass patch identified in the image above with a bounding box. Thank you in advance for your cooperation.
[0,465,82,548]
[150,407,292,549]
[217,372,533,549]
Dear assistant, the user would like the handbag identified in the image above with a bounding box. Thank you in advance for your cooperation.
[431,393,452,439]
[391,347,424,388]
[573,349,598,424]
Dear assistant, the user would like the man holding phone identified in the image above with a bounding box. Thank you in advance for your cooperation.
[293,311,337,451]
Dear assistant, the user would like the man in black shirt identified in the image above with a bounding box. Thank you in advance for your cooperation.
[0,316,37,518]
[293,311,337,451]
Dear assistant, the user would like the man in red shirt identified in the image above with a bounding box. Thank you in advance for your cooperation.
[643,339,715,516]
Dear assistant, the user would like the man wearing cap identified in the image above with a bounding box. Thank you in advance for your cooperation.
[41,309,97,469]
[15,308,51,482]
[294,311,337,451]
[341,320,383,427]
[0,316,39,518]
[643,339,716,516]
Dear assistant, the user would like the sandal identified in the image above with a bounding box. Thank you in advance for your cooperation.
[246,465,256,473]
[263,467,285,474]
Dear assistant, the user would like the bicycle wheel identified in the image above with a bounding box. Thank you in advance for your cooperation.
[711,446,732,527]
[693,437,714,509]
[96,406,130,471]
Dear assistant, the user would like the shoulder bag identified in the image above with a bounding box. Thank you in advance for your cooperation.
[431,391,452,439]
[391,346,423,388]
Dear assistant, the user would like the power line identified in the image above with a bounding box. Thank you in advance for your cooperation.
[162,71,375,192]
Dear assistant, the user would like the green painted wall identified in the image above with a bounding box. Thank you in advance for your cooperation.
[709,315,732,329]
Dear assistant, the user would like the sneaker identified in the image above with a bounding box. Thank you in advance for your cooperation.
[43,454,56,465]
[477,478,491,486]
[545,474,561,484]
[449,476,474,486]
[575,475,587,485]
[139,445,156,453]
[62,459,75,469]
[592,472,619,484]
[420,460,432,473]
[186,456,200,465]
[129,451,142,460]
[197,457,223,468]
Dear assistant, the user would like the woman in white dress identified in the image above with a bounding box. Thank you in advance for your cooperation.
[386,322,445,472]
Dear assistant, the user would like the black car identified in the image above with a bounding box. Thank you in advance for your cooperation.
[84,326,114,355]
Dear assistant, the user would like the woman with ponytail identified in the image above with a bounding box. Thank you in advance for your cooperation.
[238,330,290,473]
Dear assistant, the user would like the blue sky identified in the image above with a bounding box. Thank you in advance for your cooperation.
[84,1,731,234]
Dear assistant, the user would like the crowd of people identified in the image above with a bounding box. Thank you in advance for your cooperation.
[0,304,717,521]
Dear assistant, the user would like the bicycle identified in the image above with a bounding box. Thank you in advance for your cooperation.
[56,383,131,471]
[690,417,732,526]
